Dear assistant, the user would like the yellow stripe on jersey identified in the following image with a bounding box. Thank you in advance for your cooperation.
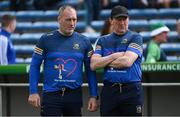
[129,43,143,53]
[34,47,43,55]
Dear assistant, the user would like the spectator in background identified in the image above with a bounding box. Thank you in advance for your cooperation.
[28,5,98,116]
[144,22,170,63]
[101,18,113,36]
[158,0,180,8]
[10,0,27,11]
[84,0,100,33]
[0,14,16,65]
[33,0,60,10]
[91,5,144,116]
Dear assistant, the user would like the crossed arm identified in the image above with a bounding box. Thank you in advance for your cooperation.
[90,51,138,70]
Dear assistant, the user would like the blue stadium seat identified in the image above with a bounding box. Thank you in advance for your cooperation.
[16,11,44,21]
[160,43,180,52]
[140,31,179,43]
[99,9,111,20]
[12,33,42,44]
[100,8,180,20]
[16,21,86,33]
[82,32,100,43]
[16,58,26,64]
[14,45,34,55]
[159,8,180,19]
[129,9,158,19]
[168,32,179,42]
[129,20,149,31]
[0,11,16,17]
[149,19,177,30]
[100,9,158,20]
[91,20,149,31]
[44,10,85,21]
[139,32,151,42]
[167,56,180,61]
[90,20,104,31]
[0,1,9,11]
[11,33,21,41]
[143,43,180,53]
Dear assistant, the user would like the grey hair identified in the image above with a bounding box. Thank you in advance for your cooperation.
[58,5,76,18]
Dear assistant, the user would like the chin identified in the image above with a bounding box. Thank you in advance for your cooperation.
[66,31,73,35]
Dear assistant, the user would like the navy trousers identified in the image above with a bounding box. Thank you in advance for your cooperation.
[41,87,82,116]
[100,81,144,116]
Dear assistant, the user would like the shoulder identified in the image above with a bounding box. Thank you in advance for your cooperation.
[98,33,112,41]
[128,30,142,38]
[74,32,91,44]
[42,30,56,38]
[148,40,160,51]
[74,32,89,40]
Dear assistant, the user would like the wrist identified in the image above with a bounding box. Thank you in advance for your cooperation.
[90,96,99,100]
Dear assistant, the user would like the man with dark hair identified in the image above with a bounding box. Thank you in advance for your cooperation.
[0,14,16,65]
[28,5,98,116]
[91,5,144,116]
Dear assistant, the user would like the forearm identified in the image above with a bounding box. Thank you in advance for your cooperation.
[90,55,115,70]
[29,54,43,94]
[84,61,98,96]
[109,51,138,69]
[109,56,132,68]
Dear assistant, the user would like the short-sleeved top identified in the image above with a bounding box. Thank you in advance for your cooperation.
[144,40,167,63]
[94,31,143,83]
[29,30,97,96]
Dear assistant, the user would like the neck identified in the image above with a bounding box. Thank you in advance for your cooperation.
[3,27,11,33]
[58,29,73,36]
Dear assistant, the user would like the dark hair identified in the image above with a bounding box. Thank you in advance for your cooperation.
[101,18,112,36]
[1,14,16,28]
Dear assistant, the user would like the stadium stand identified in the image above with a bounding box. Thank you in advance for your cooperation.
[100,8,180,20]
[1,0,180,63]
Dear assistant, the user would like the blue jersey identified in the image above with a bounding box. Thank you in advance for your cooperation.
[94,31,143,83]
[0,28,16,65]
[29,30,98,96]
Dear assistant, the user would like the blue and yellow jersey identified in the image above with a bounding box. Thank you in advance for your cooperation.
[29,30,98,96]
[94,31,143,83]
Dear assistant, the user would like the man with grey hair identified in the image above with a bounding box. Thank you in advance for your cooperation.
[28,5,98,116]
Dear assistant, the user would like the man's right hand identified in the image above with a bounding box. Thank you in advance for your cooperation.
[28,94,41,108]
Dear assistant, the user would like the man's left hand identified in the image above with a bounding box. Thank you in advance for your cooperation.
[87,97,98,112]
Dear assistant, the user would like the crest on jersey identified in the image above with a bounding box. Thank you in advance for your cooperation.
[121,38,128,44]
[73,43,80,49]
[136,105,142,113]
